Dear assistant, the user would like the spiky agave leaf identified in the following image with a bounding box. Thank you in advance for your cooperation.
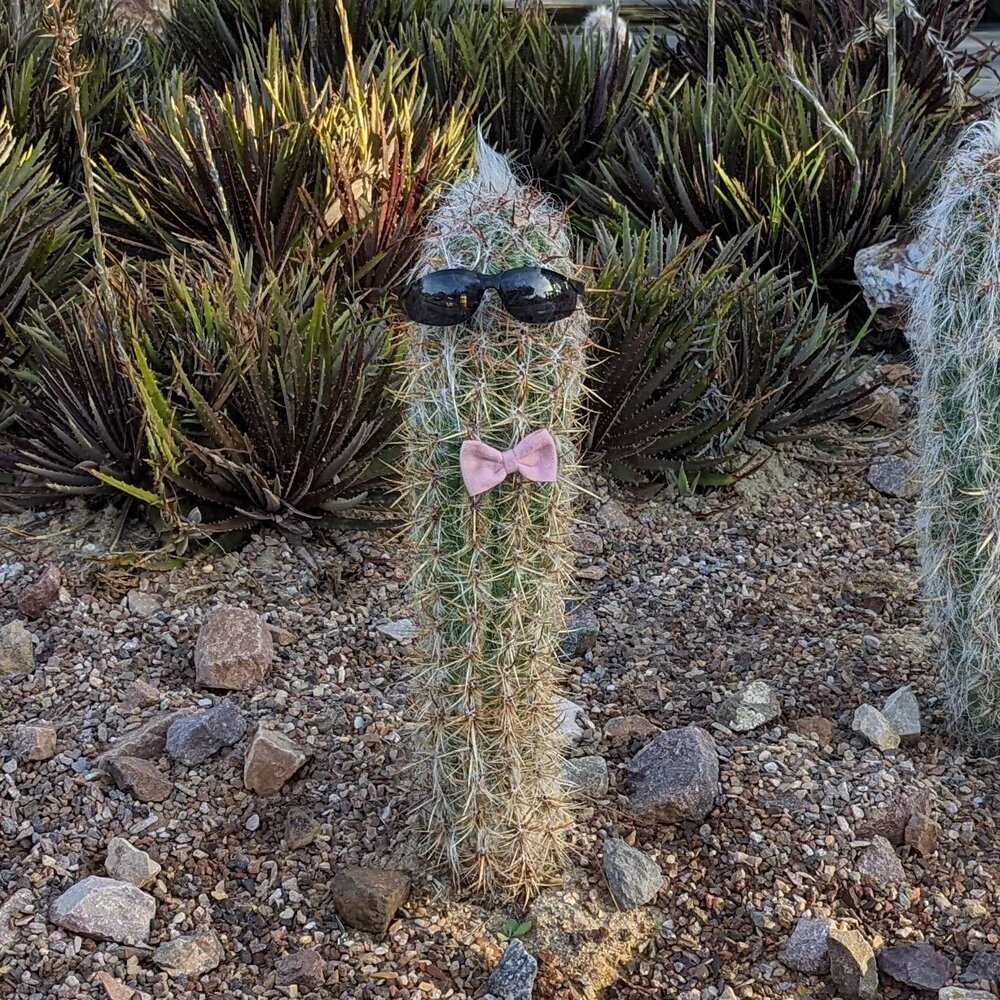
[576,37,953,307]
[0,288,150,506]
[657,0,986,115]
[0,0,157,189]
[100,36,470,296]
[584,213,755,486]
[124,250,399,536]
[398,0,653,190]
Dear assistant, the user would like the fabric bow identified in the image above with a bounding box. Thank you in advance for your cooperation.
[459,428,559,497]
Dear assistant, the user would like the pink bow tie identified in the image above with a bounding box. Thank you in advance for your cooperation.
[459,429,559,496]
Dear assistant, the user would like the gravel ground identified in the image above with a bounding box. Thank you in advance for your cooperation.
[2,389,999,999]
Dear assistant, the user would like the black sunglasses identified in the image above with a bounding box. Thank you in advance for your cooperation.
[401,267,585,326]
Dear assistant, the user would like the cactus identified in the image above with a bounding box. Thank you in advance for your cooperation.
[912,113,1000,752]
[401,140,590,898]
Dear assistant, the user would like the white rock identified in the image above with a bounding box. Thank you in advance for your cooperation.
[852,704,900,751]
[882,685,921,742]
[376,619,418,641]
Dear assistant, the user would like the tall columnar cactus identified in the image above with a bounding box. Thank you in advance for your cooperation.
[402,141,590,898]
[912,113,1000,752]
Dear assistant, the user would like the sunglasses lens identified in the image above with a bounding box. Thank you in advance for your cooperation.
[499,267,582,324]
[400,269,483,326]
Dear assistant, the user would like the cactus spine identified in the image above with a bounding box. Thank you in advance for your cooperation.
[912,113,1000,752]
[402,141,590,898]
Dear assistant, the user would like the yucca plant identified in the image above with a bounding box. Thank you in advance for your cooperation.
[121,250,399,536]
[1,287,150,506]
[584,216,753,487]
[0,0,155,189]
[100,36,470,295]
[576,38,952,305]
[159,0,446,87]
[723,272,876,442]
[659,0,986,115]
[399,0,652,190]
[0,115,84,328]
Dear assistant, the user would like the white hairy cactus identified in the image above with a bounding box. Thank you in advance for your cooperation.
[401,138,590,898]
[911,111,1000,751]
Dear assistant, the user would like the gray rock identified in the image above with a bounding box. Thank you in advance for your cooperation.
[602,839,663,909]
[153,928,224,976]
[0,888,34,952]
[563,755,609,798]
[166,700,246,766]
[878,943,951,991]
[0,562,24,585]
[127,589,163,617]
[596,499,633,530]
[485,939,537,1000]
[553,697,589,743]
[560,606,600,659]
[330,867,409,935]
[195,606,273,690]
[11,721,56,761]
[828,924,879,1000]
[376,618,418,641]
[852,704,900,751]
[244,726,307,796]
[628,725,720,824]
[940,990,999,1000]
[105,756,173,803]
[883,685,921,742]
[717,679,781,732]
[867,456,920,500]
[961,955,1000,985]
[98,711,190,765]
[857,835,907,887]
[275,949,326,987]
[17,564,61,619]
[105,837,160,888]
[49,876,155,944]
[854,238,929,312]
[0,620,35,676]
[779,916,831,974]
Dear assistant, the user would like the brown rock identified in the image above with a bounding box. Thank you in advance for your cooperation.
[604,715,660,740]
[17,564,61,619]
[195,606,273,691]
[905,810,939,858]
[120,680,161,714]
[857,835,907,887]
[828,924,879,999]
[285,807,321,850]
[275,949,326,988]
[98,711,189,766]
[244,726,306,796]
[330,867,409,935]
[792,716,836,744]
[859,788,931,846]
[11,721,57,761]
[105,756,173,803]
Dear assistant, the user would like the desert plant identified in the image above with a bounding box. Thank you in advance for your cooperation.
[0,115,84,328]
[911,113,1000,752]
[401,141,590,898]
[576,38,952,304]
[659,0,987,115]
[0,0,154,189]
[124,251,398,535]
[1,288,150,506]
[398,0,652,190]
[584,214,874,487]
[100,37,470,294]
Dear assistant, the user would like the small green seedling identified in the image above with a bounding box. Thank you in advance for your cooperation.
[498,917,534,943]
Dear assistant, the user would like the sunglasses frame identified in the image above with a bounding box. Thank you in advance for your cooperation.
[401,266,585,327]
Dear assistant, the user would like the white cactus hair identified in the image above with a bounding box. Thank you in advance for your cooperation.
[581,3,630,49]
[911,108,1000,751]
